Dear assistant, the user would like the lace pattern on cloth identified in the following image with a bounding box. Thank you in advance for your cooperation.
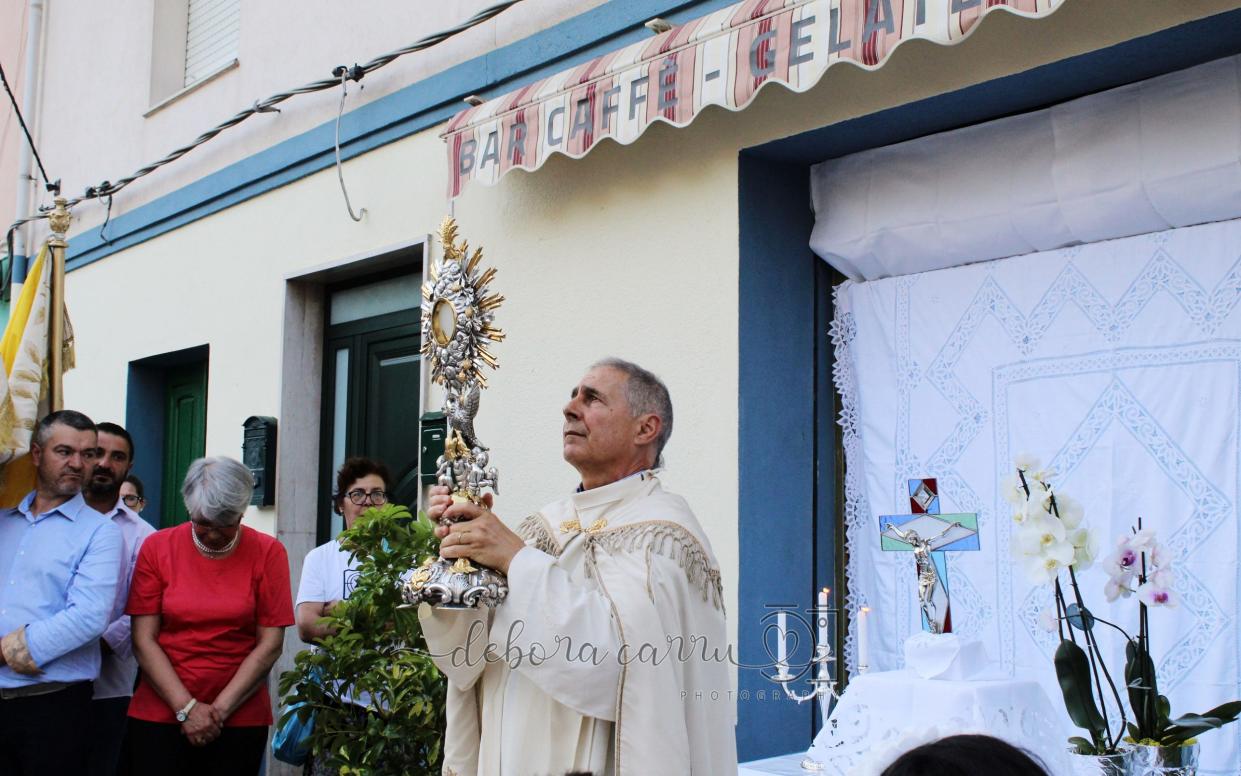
[583,520,725,612]
[830,283,869,673]
[810,697,1066,775]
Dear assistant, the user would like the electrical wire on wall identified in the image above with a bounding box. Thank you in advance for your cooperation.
[1,60,59,299]
[2,0,524,267]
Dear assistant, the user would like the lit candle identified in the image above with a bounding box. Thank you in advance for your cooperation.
[858,607,871,672]
[776,609,788,676]
[817,588,830,667]
[819,591,828,680]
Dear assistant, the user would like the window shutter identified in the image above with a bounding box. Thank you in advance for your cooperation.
[184,0,239,87]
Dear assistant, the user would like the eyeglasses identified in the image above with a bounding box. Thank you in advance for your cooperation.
[121,495,145,507]
[190,514,243,532]
[346,489,388,506]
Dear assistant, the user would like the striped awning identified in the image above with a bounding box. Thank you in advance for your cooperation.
[444,0,1063,197]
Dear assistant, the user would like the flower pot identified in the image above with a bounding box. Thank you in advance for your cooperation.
[1067,750,1129,776]
[1126,743,1200,776]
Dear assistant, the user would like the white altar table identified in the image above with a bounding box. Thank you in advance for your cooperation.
[738,752,811,776]
[803,669,1070,775]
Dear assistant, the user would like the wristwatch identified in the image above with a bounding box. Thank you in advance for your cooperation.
[175,698,198,723]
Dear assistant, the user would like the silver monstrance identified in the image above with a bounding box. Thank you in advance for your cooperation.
[402,217,507,609]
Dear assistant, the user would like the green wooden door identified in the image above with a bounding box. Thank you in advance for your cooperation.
[363,331,422,512]
[320,309,421,540]
[161,361,208,527]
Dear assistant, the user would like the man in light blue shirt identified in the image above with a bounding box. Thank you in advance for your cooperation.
[0,410,121,776]
[83,421,156,776]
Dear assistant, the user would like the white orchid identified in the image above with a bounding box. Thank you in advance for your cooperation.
[1028,467,1057,484]
[1023,543,1075,584]
[1016,511,1066,556]
[1054,493,1084,530]
[1000,473,1027,507]
[1013,452,1041,471]
[1024,481,1052,511]
[1068,527,1098,570]
[1021,492,1056,527]
[1016,511,1075,584]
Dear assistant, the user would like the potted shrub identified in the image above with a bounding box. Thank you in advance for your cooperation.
[279,503,447,775]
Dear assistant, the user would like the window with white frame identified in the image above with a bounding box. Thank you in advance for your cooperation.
[148,0,239,108]
[183,0,240,87]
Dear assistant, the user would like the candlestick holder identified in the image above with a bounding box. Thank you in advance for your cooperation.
[770,601,841,772]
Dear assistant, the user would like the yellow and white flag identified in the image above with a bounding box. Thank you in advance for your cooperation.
[0,244,74,504]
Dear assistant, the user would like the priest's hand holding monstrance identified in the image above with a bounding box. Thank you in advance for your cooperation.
[402,217,508,609]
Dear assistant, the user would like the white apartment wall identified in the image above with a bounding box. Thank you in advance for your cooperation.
[27,0,610,233]
[2,0,32,242]
[59,0,1241,643]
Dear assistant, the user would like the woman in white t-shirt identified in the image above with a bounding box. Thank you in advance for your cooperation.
[295,457,392,776]
[295,456,391,644]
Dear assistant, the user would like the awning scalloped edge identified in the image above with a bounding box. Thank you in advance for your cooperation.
[444,0,1066,198]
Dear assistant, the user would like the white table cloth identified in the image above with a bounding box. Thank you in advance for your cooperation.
[739,753,814,776]
[805,670,1069,775]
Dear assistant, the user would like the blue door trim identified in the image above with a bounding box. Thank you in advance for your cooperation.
[736,154,819,760]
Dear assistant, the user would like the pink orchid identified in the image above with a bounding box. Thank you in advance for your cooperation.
[1103,547,1139,579]
[1104,575,1133,602]
[1137,581,1177,608]
[1126,528,1158,553]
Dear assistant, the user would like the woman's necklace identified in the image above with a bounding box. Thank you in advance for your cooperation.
[192,526,241,558]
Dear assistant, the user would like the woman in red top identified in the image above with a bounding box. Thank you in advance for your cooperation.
[126,456,294,775]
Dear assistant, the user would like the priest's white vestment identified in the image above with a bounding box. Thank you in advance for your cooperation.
[420,471,737,776]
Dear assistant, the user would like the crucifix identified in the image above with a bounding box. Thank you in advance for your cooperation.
[878,478,979,634]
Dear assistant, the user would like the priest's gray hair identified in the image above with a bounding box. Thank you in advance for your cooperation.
[182,456,254,525]
[592,357,674,466]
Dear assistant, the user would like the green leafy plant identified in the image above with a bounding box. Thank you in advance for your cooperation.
[1124,639,1241,747]
[278,503,446,775]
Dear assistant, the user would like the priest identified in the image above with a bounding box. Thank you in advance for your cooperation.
[419,358,736,776]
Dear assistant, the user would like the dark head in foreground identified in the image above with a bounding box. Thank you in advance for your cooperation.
[880,734,1050,776]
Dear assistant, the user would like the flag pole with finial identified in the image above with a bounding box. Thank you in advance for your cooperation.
[46,197,70,412]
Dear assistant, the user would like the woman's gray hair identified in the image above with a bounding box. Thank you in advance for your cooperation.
[592,357,674,465]
[182,456,254,525]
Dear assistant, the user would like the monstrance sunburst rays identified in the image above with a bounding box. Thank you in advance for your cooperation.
[421,216,506,390]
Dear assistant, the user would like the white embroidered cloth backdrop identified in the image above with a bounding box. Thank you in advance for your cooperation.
[831,217,1241,773]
